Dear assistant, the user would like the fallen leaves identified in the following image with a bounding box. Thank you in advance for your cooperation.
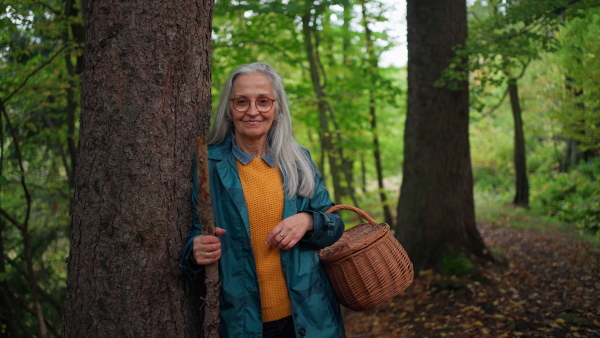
[344,223,600,337]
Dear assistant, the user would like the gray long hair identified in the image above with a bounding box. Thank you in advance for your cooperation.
[208,62,316,198]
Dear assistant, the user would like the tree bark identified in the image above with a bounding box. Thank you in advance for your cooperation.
[508,81,529,208]
[61,0,213,336]
[395,0,489,274]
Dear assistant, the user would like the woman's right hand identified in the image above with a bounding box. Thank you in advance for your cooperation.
[190,227,226,265]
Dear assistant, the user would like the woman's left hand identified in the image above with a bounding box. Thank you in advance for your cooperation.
[265,212,314,250]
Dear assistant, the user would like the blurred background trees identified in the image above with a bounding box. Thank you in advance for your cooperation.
[1,0,599,335]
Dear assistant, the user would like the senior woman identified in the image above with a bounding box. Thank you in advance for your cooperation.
[181,62,346,337]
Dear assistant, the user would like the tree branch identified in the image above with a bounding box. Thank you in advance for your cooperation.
[0,100,48,338]
[483,86,509,117]
[5,256,64,318]
[0,207,24,231]
[215,41,305,67]
[39,111,74,186]
[4,283,59,337]
[1,45,68,105]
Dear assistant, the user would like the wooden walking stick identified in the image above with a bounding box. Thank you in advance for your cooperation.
[196,136,220,337]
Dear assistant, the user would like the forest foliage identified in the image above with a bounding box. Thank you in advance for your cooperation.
[0,0,599,335]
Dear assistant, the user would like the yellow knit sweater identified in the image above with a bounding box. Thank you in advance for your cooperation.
[237,158,292,322]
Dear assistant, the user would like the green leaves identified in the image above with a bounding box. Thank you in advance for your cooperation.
[438,0,600,111]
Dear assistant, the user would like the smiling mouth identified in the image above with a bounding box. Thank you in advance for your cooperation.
[244,120,262,125]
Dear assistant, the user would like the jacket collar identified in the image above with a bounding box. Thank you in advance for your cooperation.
[210,134,275,167]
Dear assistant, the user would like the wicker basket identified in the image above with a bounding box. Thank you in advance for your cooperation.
[319,204,414,311]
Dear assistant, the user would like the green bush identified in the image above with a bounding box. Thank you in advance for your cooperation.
[531,158,600,237]
[473,166,513,201]
[439,251,475,277]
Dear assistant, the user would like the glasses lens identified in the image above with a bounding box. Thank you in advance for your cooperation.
[256,98,273,112]
[233,98,250,111]
[232,98,274,112]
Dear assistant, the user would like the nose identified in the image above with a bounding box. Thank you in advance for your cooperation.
[246,102,259,116]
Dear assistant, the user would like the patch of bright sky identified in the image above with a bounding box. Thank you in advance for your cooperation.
[3,6,35,29]
[330,1,407,68]
[372,0,407,68]
[230,0,408,67]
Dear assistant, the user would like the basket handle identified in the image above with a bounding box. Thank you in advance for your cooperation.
[324,204,379,227]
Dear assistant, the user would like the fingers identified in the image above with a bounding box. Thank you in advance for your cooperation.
[275,231,300,250]
[265,212,313,250]
[264,227,294,247]
[191,234,223,265]
[215,227,227,236]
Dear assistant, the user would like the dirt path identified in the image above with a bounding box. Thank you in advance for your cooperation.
[343,223,600,337]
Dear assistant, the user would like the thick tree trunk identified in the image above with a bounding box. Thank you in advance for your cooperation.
[61,0,213,336]
[395,0,489,274]
[508,81,529,208]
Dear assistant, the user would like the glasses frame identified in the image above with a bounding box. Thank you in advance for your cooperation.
[230,97,277,113]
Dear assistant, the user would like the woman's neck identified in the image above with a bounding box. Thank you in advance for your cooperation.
[235,137,267,158]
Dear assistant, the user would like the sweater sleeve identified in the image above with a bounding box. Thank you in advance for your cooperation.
[180,159,204,279]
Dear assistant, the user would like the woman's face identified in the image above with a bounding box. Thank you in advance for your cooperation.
[230,72,277,147]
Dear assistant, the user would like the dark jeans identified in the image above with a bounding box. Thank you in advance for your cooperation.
[263,315,295,338]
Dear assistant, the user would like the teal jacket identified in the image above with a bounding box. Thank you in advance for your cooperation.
[181,135,346,337]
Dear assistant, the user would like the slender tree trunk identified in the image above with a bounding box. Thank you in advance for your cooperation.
[327,109,360,207]
[61,0,213,336]
[508,81,529,208]
[0,101,47,338]
[560,138,584,172]
[342,1,351,66]
[0,219,22,337]
[360,154,367,194]
[395,0,489,274]
[301,13,344,203]
[361,0,393,226]
[560,77,586,172]
[63,0,85,191]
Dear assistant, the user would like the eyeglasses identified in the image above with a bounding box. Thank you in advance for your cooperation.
[230,97,276,113]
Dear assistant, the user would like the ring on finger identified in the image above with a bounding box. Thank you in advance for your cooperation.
[206,252,212,258]
[279,232,284,238]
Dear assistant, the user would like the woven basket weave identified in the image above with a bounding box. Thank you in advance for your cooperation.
[319,204,414,311]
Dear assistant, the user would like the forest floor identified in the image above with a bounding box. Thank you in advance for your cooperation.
[343,219,600,337]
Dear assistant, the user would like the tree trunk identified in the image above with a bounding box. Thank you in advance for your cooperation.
[395,0,489,274]
[508,81,529,208]
[560,138,584,172]
[61,0,213,336]
[0,219,22,337]
[0,101,48,338]
[361,0,394,226]
[63,0,85,192]
[301,13,345,203]
[360,154,367,194]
